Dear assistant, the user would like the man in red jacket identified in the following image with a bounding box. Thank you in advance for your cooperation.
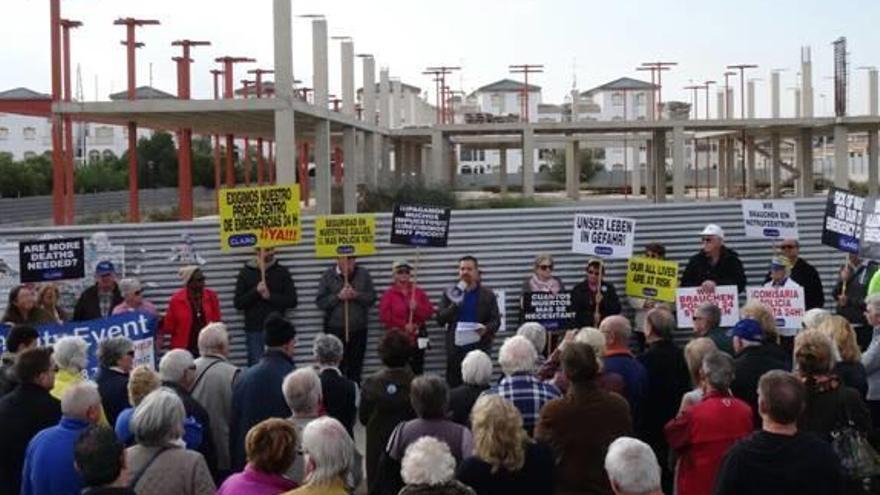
[664,351,752,495]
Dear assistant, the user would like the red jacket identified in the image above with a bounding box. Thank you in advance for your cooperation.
[160,288,222,350]
[664,390,753,495]
[378,283,434,344]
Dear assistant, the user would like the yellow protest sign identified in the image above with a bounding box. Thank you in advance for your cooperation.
[218,185,301,251]
[315,214,376,258]
[625,255,679,302]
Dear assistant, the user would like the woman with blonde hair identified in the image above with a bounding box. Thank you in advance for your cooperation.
[818,315,867,398]
[679,338,718,412]
[37,283,66,323]
[456,395,554,495]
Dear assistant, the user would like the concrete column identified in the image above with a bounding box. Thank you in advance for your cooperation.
[726,88,734,120]
[797,128,814,197]
[340,39,356,212]
[379,69,390,128]
[312,18,331,214]
[362,56,376,124]
[717,139,727,198]
[745,135,756,198]
[429,131,446,186]
[362,132,376,187]
[379,136,391,183]
[272,0,296,184]
[726,137,736,196]
[499,147,508,193]
[521,127,535,197]
[770,133,781,198]
[747,80,756,118]
[413,143,424,185]
[645,141,655,199]
[652,130,667,203]
[393,140,403,184]
[391,79,402,128]
[794,89,802,118]
[565,139,579,200]
[834,125,849,188]
[802,47,814,117]
[771,71,780,119]
[632,143,642,198]
[341,41,355,115]
[672,126,685,201]
[716,91,725,121]
[868,132,878,196]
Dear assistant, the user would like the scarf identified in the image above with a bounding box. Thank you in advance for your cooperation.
[529,274,561,293]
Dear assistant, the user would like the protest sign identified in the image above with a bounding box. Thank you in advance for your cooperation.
[495,289,507,333]
[0,311,157,377]
[571,214,636,259]
[218,184,301,251]
[860,197,880,260]
[746,286,805,330]
[0,242,19,317]
[822,187,865,254]
[18,237,85,283]
[741,200,799,239]
[676,286,740,328]
[625,256,679,303]
[390,204,451,247]
[522,292,575,331]
[315,214,377,258]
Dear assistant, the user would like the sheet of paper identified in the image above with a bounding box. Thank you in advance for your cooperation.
[417,337,430,350]
[454,321,482,347]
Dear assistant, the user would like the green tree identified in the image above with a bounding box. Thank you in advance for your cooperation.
[549,148,604,183]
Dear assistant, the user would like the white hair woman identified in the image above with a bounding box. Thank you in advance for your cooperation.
[516,322,547,363]
[456,395,554,494]
[449,350,493,426]
[604,437,662,495]
[282,367,324,483]
[400,437,476,495]
[294,416,357,495]
[126,388,215,495]
[51,336,110,425]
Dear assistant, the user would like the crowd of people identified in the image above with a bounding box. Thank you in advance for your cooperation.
[2,222,880,494]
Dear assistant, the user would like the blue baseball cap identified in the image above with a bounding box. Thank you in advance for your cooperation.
[95,260,115,276]
[728,318,763,342]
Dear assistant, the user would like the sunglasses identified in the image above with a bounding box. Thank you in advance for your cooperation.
[133,290,142,296]
[780,245,797,250]
[191,277,206,282]
[701,237,715,243]
[126,350,135,357]
[538,264,553,270]
[587,270,600,276]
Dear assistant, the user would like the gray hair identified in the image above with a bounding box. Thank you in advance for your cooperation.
[802,308,831,330]
[131,387,185,446]
[401,436,456,486]
[301,416,355,486]
[574,327,606,369]
[97,337,133,368]
[866,294,880,314]
[158,349,194,384]
[516,322,547,356]
[313,334,344,366]
[604,437,662,494]
[498,336,538,375]
[53,336,89,371]
[61,381,101,419]
[646,308,676,341]
[118,278,142,297]
[702,351,735,391]
[282,367,322,416]
[599,315,631,344]
[198,322,229,355]
[696,302,722,329]
[410,374,449,419]
[461,350,492,386]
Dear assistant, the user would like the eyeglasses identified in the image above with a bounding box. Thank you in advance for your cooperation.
[133,290,142,296]
[396,269,411,275]
[587,270,600,276]
[126,350,135,357]
[780,245,797,250]
[538,264,553,271]
[701,237,715,244]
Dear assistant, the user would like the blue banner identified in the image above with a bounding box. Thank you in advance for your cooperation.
[0,311,158,377]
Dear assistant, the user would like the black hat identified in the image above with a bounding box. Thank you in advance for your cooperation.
[263,313,296,347]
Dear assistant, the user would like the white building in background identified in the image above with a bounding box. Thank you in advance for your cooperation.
[357,80,436,128]
[0,86,169,163]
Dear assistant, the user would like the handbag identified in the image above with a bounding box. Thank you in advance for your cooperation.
[830,389,880,480]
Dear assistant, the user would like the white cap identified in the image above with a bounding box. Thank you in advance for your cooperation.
[700,224,724,239]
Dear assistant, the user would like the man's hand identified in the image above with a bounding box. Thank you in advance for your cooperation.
[257,281,270,300]
[409,298,418,311]
[404,323,417,334]
[475,324,487,337]
[644,300,656,309]
[837,294,848,307]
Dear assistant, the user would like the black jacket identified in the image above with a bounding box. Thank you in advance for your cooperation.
[731,345,790,426]
[763,257,825,310]
[0,353,16,399]
[319,367,358,437]
[359,366,415,492]
[73,284,123,321]
[680,246,747,292]
[95,366,130,426]
[449,383,490,427]
[315,265,377,332]
[233,259,298,333]
[636,340,691,459]
[163,381,217,478]
[833,261,880,328]
[437,284,501,347]
[0,383,62,495]
[570,280,622,328]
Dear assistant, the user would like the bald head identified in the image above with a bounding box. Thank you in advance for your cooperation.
[600,315,631,347]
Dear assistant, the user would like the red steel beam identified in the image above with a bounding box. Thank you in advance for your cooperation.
[50,0,64,225]
[61,19,81,225]
[172,40,210,220]
[215,56,255,188]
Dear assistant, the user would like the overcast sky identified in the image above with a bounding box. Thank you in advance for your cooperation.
[4,0,879,117]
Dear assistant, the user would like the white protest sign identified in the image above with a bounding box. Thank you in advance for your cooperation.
[571,214,636,259]
[746,286,805,332]
[495,289,507,333]
[741,200,799,240]
[676,285,740,328]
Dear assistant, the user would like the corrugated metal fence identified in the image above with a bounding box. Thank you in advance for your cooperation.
[0,197,842,376]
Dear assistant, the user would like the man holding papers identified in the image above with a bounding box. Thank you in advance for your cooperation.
[437,256,501,387]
